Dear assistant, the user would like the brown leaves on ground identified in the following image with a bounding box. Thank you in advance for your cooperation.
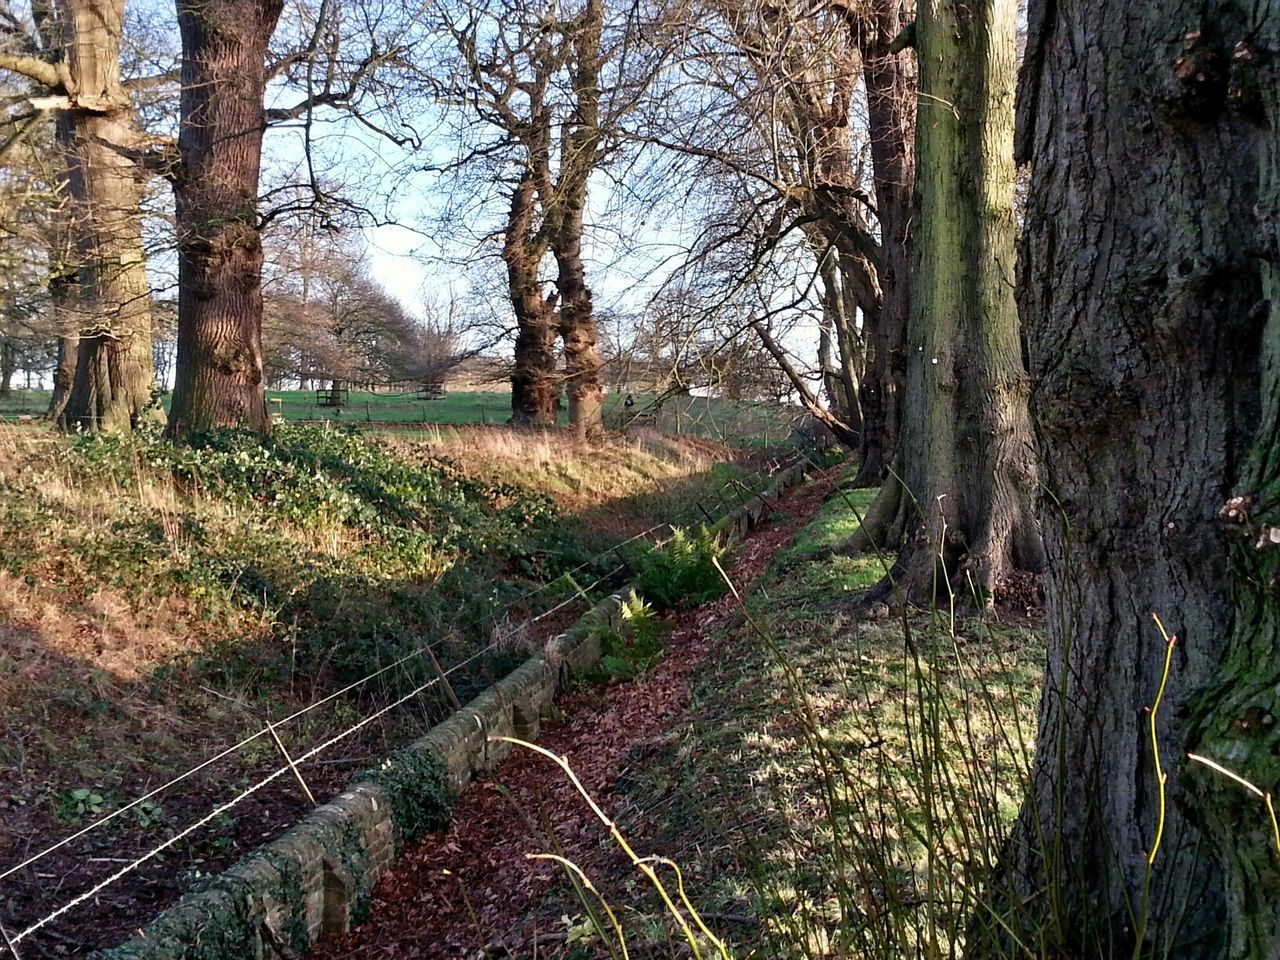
[311,464,843,960]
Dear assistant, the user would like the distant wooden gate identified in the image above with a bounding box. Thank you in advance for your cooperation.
[315,382,349,407]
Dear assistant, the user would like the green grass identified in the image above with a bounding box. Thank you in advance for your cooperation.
[775,473,878,567]
[517,482,1045,958]
[0,387,49,418]
[0,388,804,449]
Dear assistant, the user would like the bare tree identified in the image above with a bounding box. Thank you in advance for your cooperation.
[505,171,558,425]
[0,0,164,431]
[260,220,462,389]
[536,0,605,438]
[165,0,417,435]
[629,0,915,466]
[427,0,671,438]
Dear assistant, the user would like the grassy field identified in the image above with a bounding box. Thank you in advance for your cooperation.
[0,388,805,448]
[0,421,775,952]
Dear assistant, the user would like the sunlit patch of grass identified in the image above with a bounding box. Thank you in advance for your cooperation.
[774,479,877,567]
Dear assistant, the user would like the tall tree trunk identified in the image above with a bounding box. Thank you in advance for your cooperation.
[0,340,14,397]
[165,0,281,438]
[818,311,844,418]
[994,3,1279,956]
[45,327,77,421]
[853,0,915,487]
[56,0,156,433]
[817,253,862,430]
[506,171,558,427]
[853,0,1041,602]
[545,0,605,441]
[45,115,79,423]
[553,225,603,440]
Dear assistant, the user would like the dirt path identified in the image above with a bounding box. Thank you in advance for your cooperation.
[310,464,841,960]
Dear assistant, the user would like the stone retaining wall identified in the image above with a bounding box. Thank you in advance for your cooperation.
[99,460,807,960]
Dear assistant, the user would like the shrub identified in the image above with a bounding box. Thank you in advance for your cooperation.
[630,526,727,610]
[360,747,453,844]
[588,590,665,682]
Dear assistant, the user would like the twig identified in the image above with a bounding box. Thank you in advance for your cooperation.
[1,921,23,960]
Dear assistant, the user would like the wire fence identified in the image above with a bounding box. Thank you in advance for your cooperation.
[0,445,821,955]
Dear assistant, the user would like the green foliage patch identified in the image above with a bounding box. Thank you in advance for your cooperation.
[584,590,666,682]
[629,525,727,610]
[361,747,453,844]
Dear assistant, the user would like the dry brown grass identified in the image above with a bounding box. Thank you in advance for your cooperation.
[399,426,734,509]
[0,422,745,774]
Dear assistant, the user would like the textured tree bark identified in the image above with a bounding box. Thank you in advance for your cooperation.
[506,172,559,427]
[45,305,78,422]
[997,3,1279,956]
[553,224,603,440]
[853,0,915,487]
[817,254,862,431]
[856,0,1042,602]
[165,0,282,438]
[0,341,14,397]
[543,0,605,441]
[818,311,846,420]
[56,0,156,433]
[44,112,79,422]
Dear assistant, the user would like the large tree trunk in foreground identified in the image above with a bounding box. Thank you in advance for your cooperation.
[165,0,281,438]
[57,0,156,433]
[851,0,1041,602]
[852,0,915,487]
[995,3,1279,956]
[506,172,558,427]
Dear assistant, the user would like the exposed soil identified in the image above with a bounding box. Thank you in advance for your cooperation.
[310,463,843,960]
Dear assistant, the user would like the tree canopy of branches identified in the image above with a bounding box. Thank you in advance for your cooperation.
[424,0,674,436]
[261,225,461,389]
